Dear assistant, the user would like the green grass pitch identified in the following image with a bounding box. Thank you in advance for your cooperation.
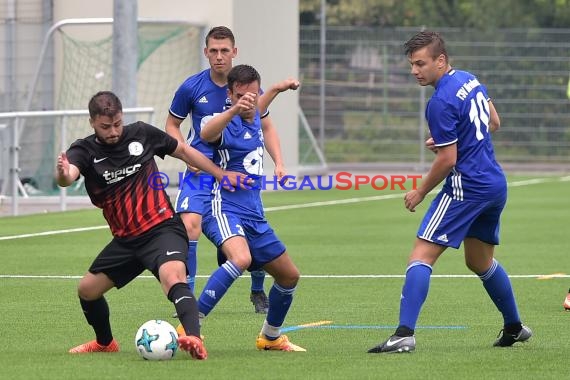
[0,175,568,379]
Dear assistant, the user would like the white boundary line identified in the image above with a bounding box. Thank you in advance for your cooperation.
[0,274,567,279]
[0,176,565,241]
[0,226,108,240]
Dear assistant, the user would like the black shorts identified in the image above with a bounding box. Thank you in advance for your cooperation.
[88,214,188,288]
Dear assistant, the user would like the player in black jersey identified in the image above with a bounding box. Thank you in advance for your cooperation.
[56,91,246,359]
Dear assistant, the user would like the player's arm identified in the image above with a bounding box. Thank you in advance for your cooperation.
[56,152,80,187]
[261,116,286,180]
[170,142,248,190]
[171,142,223,179]
[166,111,203,173]
[404,143,456,212]
[200,92,256,142]
[488,100,500,133]
[165,114,186,144]
[258,78,300,115]
[425,137,438,154]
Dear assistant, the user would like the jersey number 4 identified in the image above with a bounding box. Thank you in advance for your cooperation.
[469,91,490,141]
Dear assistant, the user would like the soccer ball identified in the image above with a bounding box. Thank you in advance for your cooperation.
[135,319,179,360]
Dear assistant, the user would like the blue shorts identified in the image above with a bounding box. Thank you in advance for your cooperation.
[202,212,286,271]
[417,190,507,249]
[174,171,215,215]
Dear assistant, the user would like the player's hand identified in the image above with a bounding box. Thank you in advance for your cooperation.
[404,189,425,212]
[57,152,70,176]
[220,170,254,192]
[274,78,300,92]
[274,163,287,184]
[425,137,438,154]
[234,92,257,113]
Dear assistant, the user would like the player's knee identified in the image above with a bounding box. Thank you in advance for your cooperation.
[465,258,492,275]
[289,269,301,286]
[277,268,300,288]
[228,254,251,271]
[77,281,103,300]
[181,214,202,238]
[184,224,201,239]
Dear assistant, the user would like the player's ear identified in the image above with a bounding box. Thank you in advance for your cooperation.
[437,54,446,69]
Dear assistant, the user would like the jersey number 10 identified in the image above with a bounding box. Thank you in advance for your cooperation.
[469,91,490,141]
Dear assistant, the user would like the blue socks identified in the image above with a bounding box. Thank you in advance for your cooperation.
[198,260,242,316]
[250,269,266,292]
[396,258,521,334]
[259,283,296,339]
[186,240,198,293]
[266,283,296,331]
[478,259,521,325]
[398,261,433,331]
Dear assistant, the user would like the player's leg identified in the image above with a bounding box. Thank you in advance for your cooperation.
[158,260,207,360]
[216,246,268,313]
[256,251,305,351]
[464,196,531,347]
[368,239,445,354]
[179,212,202,293]
[464,238,520,323]
[198,235,251,316]
[401,240,446,330]
[244,222,305,351]
[369,192,473,354]
[250,269,269,314]
[175,175,210,294]
[68,272,118,353]
[464,238,530,347]
[145,215,206,359]
[69,240,137,354]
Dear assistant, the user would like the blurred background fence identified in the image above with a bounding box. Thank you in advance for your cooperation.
[1,14,569,204]
[298,26,570,168]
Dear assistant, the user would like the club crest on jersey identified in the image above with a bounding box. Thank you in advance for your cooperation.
[128,141,143,156]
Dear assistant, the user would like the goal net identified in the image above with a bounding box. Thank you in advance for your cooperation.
[20,22,203,195]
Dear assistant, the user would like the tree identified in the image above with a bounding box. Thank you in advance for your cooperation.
[299,0,570,28]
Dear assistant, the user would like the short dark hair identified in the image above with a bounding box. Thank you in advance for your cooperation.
[88,91,122,119]
[205,26,235,47]
[227,64,261,91]
[404,31,448,62]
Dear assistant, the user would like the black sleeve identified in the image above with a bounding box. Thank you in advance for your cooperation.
[140,122,178,158]
[66,140,91,176]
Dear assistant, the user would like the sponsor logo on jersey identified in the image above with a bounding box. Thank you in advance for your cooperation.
[102,164,142,184]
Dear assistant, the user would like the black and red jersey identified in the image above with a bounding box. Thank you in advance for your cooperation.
[66,121,178,237]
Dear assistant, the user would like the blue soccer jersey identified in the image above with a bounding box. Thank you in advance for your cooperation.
[427,69,506,200]
[210,113,266,221]
[169,69,231,159]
